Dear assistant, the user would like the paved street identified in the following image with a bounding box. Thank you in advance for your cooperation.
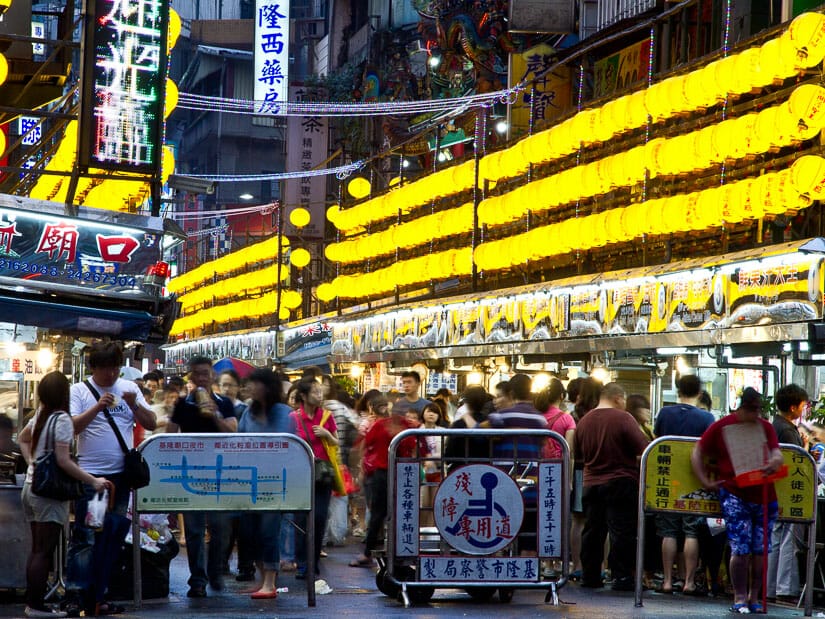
[0,541,821,618]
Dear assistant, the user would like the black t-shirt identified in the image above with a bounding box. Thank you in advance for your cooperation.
[170,391,236,433]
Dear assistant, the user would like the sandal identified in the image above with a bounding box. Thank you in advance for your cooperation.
[748,602,763,613]
[729,603,751,614]
[94,602,125,616]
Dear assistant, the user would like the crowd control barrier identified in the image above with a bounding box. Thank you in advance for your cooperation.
[134,433,316,607]
[379,428,569,608]
[635,436,817,615]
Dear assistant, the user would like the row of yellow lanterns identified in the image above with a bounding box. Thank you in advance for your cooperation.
[168,235,289,294]
[478,83,825,227]
[480,11,825,183]
[330,159,477,232]
[325,202,474,264]
[177,262,289,313]
[170,288,294,337]
[325,81,825,263]
[320,155,825,299]
[317,248,473,301]
[324,10,824,236]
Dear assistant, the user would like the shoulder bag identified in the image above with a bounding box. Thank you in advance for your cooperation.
[319,409,347,496]
[84,380,150,490]
[32,413,85,501]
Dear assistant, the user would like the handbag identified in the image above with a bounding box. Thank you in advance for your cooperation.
[31,413,85,501]
[319,410,348,496]
[84,380,150,490]
[299,410,345,493]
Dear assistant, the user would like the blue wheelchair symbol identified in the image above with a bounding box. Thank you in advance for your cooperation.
[445,472,510,549]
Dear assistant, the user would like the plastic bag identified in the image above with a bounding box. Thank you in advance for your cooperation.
[85,489,108,530]
[707,517,726,536]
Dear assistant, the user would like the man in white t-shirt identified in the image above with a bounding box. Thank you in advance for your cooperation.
[63,342,156,617]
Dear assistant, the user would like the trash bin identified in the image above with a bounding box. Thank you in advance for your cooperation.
[107,537,179,600]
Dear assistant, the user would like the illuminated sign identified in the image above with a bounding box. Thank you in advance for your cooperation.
[79,0,169,173]
[254,0,290,114]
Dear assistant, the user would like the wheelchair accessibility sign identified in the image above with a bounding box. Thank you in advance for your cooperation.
[434,464,524,555]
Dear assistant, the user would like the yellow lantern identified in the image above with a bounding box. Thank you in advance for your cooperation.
[791,155,825,198]
[695,186,723,229]
[594,103,617,142]
[164,79,178,118]
[347,177,371,199]
[698,60,726,105]
[278,306,291,321]
[289,207,310,228]
[290,247,311,268]
[0,124,5,155]
[626,90,650,129]
[0,53,7,87]
[609,95,631,132]
[732,47,762,94]
[753,107,782,151]
[282,290,303,310]
[682,70,715,111]
[758,38,798,83]
[747,175,770,219]
[168,9,181,51]
[713,54,740,97]
[788,83,825,131]
[161,145,175,182]
[643,81,671,122]
[785,12,825,68]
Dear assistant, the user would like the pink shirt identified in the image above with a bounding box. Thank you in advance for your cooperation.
[290,405,338,461]
[542,406,576,459]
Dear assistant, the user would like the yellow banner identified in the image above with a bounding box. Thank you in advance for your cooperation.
[509,44,571,137]
[644,439,815,522]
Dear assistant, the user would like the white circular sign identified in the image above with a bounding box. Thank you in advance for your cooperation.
[433,464,524,555]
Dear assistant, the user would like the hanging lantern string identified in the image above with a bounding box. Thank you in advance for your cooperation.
[184,160,366,182]
[176,86,525,117]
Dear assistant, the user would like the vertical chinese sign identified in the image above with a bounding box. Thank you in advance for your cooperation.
[509,43,571,137]
[254,0,290,114]
[79,0,169,174]
[284,88,328,238]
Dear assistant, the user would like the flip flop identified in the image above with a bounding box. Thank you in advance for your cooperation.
[730,603,751,614]
[251,590,278,600]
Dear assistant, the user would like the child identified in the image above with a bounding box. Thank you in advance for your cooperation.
[420,401,445,526]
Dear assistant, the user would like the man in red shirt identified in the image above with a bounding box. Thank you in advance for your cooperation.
[350,394,419,567]
[691,387,783,614]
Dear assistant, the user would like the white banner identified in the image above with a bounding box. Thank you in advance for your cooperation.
[395,462,420,556]
[254,0,290,114]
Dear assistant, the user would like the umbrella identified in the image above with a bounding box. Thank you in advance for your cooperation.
[213,357,257,379]
[120,366,143,381]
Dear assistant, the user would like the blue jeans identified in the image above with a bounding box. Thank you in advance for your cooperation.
[65,472,131,607]
[183,512,230,589]
[240,512,283,571]
[295,482,332,575]
[280,513,295,562]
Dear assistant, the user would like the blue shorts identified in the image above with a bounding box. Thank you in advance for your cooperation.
[719,487,778,556]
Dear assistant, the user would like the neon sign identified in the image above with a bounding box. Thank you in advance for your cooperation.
[79,0,168,173]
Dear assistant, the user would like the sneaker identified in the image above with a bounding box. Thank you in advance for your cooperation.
[25,608,67,618]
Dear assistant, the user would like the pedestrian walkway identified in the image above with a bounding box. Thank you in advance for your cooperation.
[0,542,819,617]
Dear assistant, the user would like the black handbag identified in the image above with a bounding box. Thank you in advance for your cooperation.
[85,380,151,490]
[31,413,85,501]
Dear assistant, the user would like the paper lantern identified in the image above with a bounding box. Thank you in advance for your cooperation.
[785,12,825,68]
[712,118,746,162]
[161,146,175,182]
[0,124,5,156]
[289,207,310,228]
[0,54,7,86]
[791,155,825,198]
[290,247,311,268]
[168,9,181,51]
[164,79,178,118]
[278,307,290,321]
[695,186,723,229]
[713,54,740,96]
[347,177,371,199]
[625,90,650,129]
[732,47,762,94]
[682,70,716,110]
[282,290,303,310]
[788,83,825,131]
[758,38,798,83]
[746,175,770,219]
[316,282,336,302]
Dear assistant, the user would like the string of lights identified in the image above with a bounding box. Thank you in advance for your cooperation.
[164,203,279,221]
[184,161,365,182]
[176,87,524,117]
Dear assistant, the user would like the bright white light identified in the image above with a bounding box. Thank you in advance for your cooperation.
[655,347,688,355]
[591,367,611,384]
[5,342,24,355]
[37,348,54,368]
[531,372,551,392]
[467,370,484,385]
[437,151,447,162]
[495,120,509,134]
[239,193,254,200]
[349,364,364,378]
[402,159,410,168]
[428,55,440,68]
[675,356,693,375]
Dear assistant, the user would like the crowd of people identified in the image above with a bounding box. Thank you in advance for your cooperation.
[13,342,819,617]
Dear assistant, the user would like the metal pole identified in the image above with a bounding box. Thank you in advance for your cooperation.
[132,489,142,609]
[634,443,650,607]
[307,460,317,607]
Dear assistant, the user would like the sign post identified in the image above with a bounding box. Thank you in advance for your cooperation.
[135,433,316,607]
[635,437,817,615]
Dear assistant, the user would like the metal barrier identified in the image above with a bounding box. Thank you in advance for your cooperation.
[379,428,569,607]
[133,433,316,607]
[635,436,818,616]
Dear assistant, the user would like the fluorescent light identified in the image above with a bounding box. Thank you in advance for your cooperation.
[239,193,254,200]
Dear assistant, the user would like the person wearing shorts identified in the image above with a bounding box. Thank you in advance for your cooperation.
[691,388,782,614]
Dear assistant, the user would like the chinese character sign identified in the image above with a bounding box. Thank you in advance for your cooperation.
[537,463,562,558]
[254,0,290,114]
[395,462,420,556]
[433,465,524,555]
[284,88,328,238]
[419,557,539,582]
[508,43,571,137]
[79,0,168,173]
[18,117,41,146]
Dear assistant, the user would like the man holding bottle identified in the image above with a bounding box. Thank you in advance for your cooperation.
[165,355,237,598]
